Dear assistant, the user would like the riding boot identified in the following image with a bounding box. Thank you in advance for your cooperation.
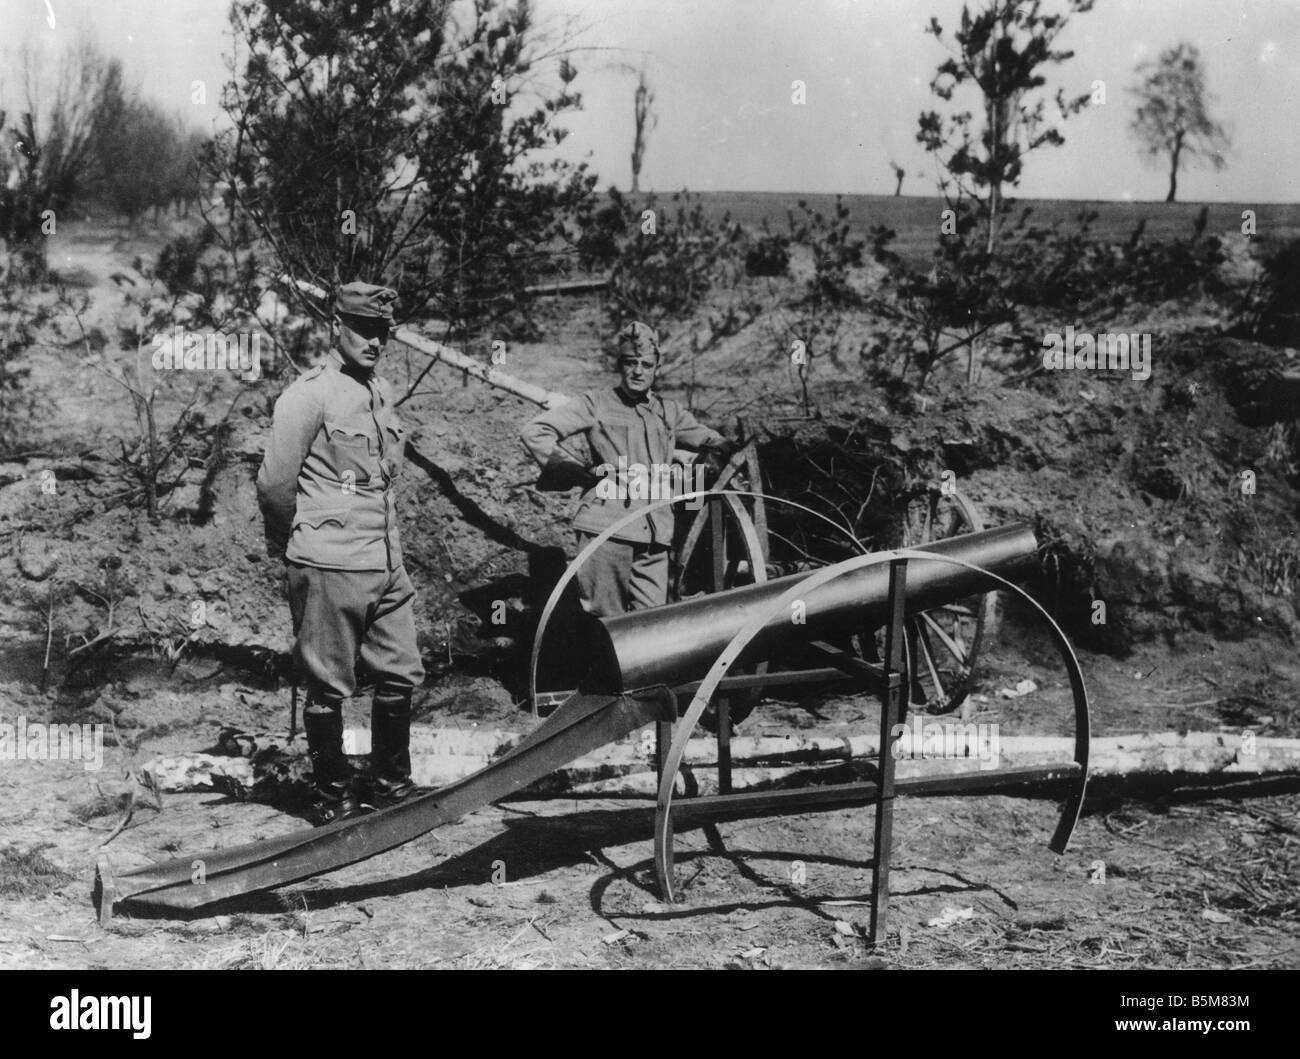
[303,691,365,825]
[369,682,416,807]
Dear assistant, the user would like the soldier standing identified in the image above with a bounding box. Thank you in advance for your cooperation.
[256,282,424,824]
[520,321,730,617]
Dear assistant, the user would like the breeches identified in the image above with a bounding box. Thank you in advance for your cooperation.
[287,563,425,698]
[575,533,670,618]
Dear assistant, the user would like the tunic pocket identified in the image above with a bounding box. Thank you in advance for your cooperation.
[323,418,374,481]
[293,505,349,530]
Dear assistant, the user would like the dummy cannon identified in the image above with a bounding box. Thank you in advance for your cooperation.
[81,275,1095,937]
[96,499,1088,942]
[591,522,1029,692]
[530,499,1089,935]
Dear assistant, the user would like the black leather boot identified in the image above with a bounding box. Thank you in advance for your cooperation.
[303,692,365,825]
[368,682,416,807]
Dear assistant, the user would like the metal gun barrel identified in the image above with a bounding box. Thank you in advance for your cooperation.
[590,523,1038,691]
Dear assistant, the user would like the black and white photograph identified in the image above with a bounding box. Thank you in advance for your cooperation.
[0,0,1296,993]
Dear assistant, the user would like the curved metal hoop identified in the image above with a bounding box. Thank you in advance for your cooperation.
[684,492,770,728]
[526,489,868,712]
[652,547,1091,902]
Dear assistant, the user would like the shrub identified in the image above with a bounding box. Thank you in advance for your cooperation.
[1237,236,1300,347]
[999,207,1226,310]
[787,197,864,308]
[864,212,1016,391]
[0,271,57,456]
[744,222,790,278]
[594,189,743,334]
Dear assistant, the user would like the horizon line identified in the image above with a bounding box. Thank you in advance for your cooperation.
[612,189,1299,207]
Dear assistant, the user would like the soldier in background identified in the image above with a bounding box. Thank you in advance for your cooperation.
[256,282,424,824]
[520,321,730,617]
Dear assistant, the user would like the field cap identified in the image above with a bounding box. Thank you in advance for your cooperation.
[618,321,659,359]
[336,281,397,324]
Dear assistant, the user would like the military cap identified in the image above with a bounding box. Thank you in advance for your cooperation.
[335,281,398,324]
[618,321,659,359]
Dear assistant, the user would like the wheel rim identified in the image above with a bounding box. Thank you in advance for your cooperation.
[891,488,996,715]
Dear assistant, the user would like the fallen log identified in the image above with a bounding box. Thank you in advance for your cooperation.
[523,277,609,297]
[142,728,1300,800]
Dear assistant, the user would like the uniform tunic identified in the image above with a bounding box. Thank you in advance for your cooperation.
[520,386,724,616]
[520,387,723,544]
[256,353,424,696]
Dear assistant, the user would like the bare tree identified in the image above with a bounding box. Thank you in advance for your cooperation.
[1130,42,1229,203]
[163,128,212,220]
[889,161,905,196]
[0,42,126,275]
[630,62,657,194]
[93,100,204,227]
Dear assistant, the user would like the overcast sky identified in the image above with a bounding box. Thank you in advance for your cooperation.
[2,0,1297,202]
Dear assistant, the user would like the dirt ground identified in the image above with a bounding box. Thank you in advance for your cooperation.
[1,213,1298,970]
[2,762,1298,970]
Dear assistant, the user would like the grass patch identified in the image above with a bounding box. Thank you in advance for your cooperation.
[70,790,131,823]
[0,844,75,898]
[203,931,314,970]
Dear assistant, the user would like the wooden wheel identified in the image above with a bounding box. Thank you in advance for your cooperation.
[671,442,767,598]
[888,487,997,715]
[671,445,769,732]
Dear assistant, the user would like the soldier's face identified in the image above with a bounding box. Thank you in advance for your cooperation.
[335,314,389,370]
[618,353,657,397]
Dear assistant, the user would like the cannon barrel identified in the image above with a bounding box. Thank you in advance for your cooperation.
[589,523,1038,691]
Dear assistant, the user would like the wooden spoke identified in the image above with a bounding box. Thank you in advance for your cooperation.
[914,618,948,707]
[889,487,997,714]
[921,611,970,670]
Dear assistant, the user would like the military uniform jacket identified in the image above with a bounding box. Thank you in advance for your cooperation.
[520,387,723,544]
[256,353,408,571]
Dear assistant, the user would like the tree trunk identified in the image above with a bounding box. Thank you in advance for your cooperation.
[631,75,652,198]
[986,181,1000,255]
[1166,132,1183,203]
[144,395,159,523]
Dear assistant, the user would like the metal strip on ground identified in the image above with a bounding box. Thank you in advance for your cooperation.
[96,687,676,918]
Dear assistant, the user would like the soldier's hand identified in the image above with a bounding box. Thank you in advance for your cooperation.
[263,536,289,590]
[538,451,601,491]
[592,462,630,487]
[263,513,290,561]
[706,435,740,460]
[697,444,733,486]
